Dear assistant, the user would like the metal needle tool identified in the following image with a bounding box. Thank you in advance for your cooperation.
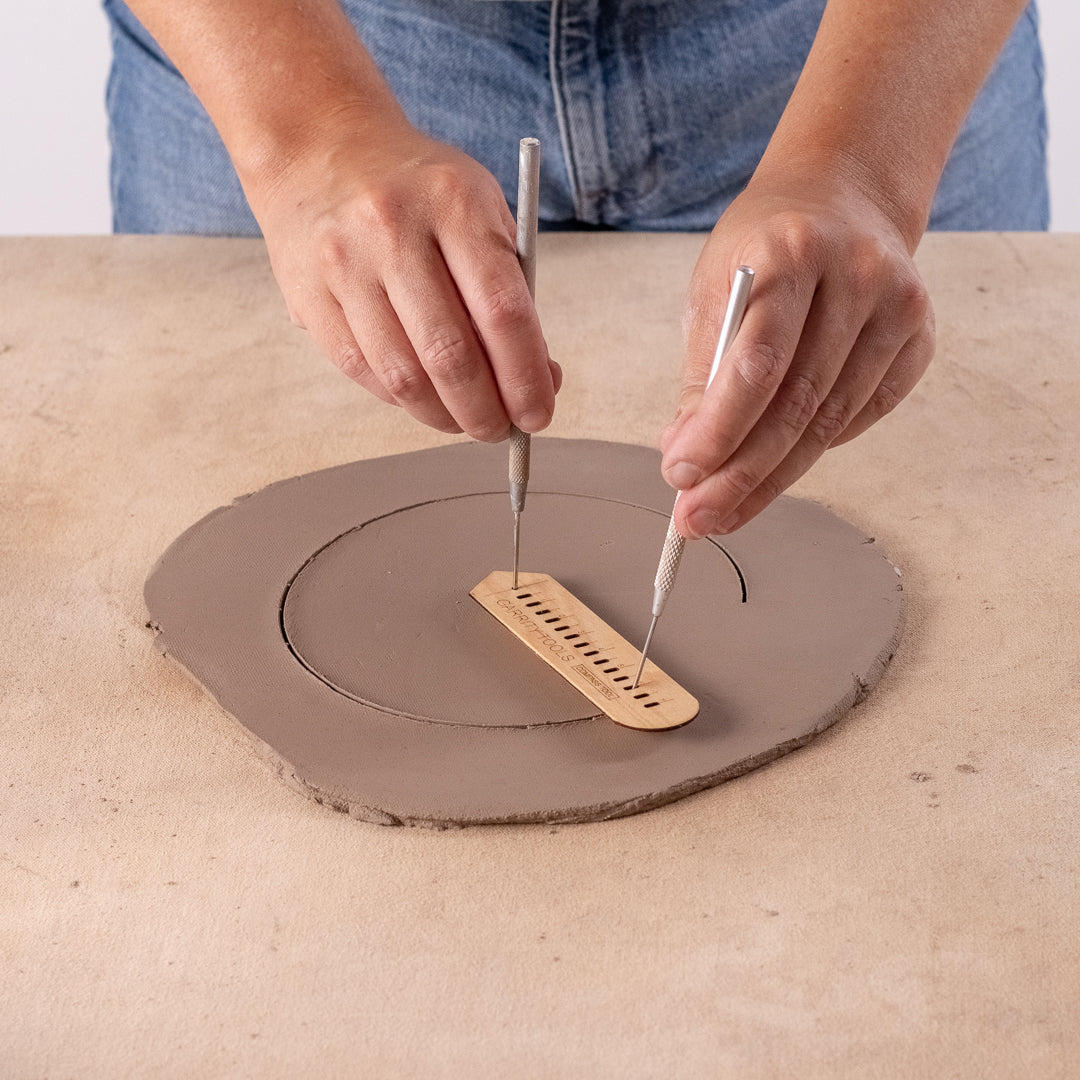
[510,136,540,588]
[632,265,755,688]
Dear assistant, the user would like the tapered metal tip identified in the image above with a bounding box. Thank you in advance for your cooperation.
[632,615,659,689]
[512,511,521,589]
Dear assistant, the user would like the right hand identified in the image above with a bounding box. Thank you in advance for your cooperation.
[248,116,561,441]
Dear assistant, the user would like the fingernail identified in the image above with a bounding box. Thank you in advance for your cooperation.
[686,508,719,539]
[714,512,742,534]
[517,409,549,434]
[665,461,702,490]
[549,360,563,393]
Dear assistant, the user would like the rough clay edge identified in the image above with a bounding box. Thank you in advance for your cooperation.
[145,563,904,829]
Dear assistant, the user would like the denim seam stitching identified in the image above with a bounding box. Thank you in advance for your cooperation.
[548,0,585,221]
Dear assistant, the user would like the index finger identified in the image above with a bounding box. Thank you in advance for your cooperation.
[662,266,814,488]
[442,229,557,434]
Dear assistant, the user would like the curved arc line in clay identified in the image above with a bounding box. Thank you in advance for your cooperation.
[275,492,604,726]
[278,489,747,611]
[276,491,748,724]
[282,638,601,729]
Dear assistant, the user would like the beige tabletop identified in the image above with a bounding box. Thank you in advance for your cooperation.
[2,233,1077,1077]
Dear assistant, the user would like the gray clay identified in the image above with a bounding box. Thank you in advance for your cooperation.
[145,439,903,826]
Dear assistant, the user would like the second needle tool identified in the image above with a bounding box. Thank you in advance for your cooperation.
[510,136,540,588]
[633,265,755,688]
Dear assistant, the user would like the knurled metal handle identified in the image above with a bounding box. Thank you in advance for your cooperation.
[509,138,539,518]
[654,515,686,595]
[509,425,530,512]
[509,426,530,484]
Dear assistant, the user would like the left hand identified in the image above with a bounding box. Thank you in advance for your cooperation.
[660,168,935,539]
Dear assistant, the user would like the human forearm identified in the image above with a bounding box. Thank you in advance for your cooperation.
[120,0,558,441]
[764,0,1030,247]
[120,0,405,191]
[660,0,1033,538]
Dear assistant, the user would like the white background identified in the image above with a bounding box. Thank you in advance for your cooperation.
[1,1,1077,233]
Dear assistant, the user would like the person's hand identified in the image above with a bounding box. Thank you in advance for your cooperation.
[660,168,934,538]
[248,115,561,441]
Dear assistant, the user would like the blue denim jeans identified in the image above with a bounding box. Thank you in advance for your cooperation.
[105,0,1049,234]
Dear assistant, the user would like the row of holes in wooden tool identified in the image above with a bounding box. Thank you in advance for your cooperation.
[514,590,660,708]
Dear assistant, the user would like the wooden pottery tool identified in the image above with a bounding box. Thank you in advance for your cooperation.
[471,571,698,731]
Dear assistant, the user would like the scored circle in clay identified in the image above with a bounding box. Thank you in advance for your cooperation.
[281,493,741,728]
[145,439,903,827]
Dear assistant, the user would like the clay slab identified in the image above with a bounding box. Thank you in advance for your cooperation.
[144,438,903,826]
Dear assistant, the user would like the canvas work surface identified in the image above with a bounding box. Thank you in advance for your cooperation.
[1,234,1077,1077]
